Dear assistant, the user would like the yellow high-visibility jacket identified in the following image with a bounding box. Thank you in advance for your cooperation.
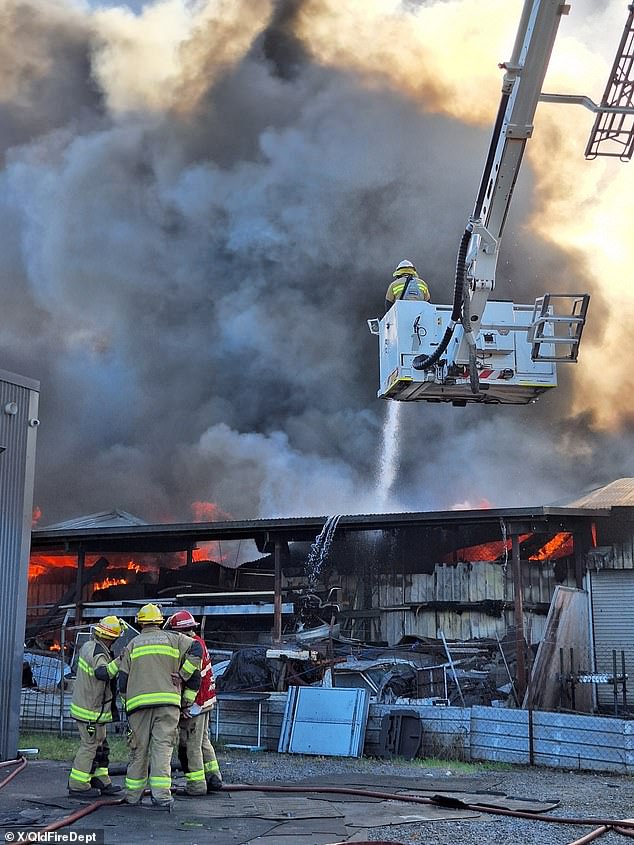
[385,275,430,307]
[118,627,202,713]
[70,638,119,723]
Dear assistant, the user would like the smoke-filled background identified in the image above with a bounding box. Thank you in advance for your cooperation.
[1,0,633,524]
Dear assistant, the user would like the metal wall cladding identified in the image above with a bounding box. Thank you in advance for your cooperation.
[0,370,40,760]
[366,703,634,774]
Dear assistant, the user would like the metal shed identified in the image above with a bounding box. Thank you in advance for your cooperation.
[0,368,39,760]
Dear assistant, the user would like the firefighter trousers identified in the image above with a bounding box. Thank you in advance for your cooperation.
[179,711,221,795]
[124,706,180,804]
[69,722,111,791]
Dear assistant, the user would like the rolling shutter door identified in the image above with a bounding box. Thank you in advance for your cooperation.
[590,569,634,711]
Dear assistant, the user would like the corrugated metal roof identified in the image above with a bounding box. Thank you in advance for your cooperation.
[31,504,611,556]
[551,478,634,508]
[42,509,148,529]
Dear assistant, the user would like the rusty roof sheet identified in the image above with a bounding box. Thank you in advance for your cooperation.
[552,478,634,508]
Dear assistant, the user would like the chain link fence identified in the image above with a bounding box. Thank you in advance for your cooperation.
[20,614,129,737]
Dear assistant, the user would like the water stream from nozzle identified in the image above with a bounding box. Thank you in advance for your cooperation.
[305,514,341,588]
[376,401,401,511]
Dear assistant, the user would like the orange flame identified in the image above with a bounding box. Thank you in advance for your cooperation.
[190,501,232,562]
[448,531,574,564]
[92,577,127,591]
[28,554,77,581]
[192,543,227,563]
[127,559,153,573]
[529,532,573,561]
[191,500,231,522]
[449,534,531,563]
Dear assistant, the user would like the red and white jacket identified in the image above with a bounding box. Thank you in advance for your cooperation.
[193,633,217,712]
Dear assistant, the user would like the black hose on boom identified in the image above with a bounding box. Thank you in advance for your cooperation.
[472,91,510,220]
[412,225,470,370]
[412,85,511,373]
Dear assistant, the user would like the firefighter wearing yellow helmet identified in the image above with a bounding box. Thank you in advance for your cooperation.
[68,616,123,798]
[166,611,223,796]
[384,260,431,312]
[118,603,203,810]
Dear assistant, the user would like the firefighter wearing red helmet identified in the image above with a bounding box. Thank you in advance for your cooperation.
[166,610,223,795]
[68,616,123,798]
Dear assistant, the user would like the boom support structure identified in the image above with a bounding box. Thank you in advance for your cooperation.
[455,0,570,364]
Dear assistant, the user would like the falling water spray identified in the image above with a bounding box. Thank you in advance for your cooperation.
[305,514,341,588]
[375,401,401,511]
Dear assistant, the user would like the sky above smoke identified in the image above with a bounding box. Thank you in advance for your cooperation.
[2,0,634,524]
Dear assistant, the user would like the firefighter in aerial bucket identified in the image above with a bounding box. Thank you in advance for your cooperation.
[68,616,123,798]
[384,259,431,313]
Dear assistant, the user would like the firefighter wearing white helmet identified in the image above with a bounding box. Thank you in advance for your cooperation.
[68,616,123,798]
[384,259,430,312]
[166,611,223,796]
[118,603,203,810]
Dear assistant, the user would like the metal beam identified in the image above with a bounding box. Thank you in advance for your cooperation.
[512,534,527,703]
[273,540,282,645]
[540,92,634,114]
[79,603,294,618]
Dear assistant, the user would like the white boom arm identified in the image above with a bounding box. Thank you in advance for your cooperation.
[453,0,570,365]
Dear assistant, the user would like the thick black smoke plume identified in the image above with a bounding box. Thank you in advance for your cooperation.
[1,0,632,524]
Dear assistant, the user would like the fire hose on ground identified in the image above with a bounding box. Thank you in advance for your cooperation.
[36,782,634,844]
[0,757,27,790]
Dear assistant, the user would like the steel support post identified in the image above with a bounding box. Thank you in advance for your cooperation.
[512,533,527,702]
[273,540,282,645]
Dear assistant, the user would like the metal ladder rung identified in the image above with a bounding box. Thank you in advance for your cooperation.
[586,6,634,159]
[528,293,590,362]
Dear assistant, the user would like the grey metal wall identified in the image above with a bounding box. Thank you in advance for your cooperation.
[0,369,40,760]
[590,568,634,711]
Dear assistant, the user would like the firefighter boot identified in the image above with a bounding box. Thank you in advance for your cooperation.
[68,788,102,800]
[93,780,122,795]
[150,797,175,812]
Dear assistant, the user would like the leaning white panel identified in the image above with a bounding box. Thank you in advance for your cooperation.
[278,687,369,757]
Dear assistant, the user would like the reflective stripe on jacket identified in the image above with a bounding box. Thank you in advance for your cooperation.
[118,627,201,713]
[385,275,430,304]
[192,633,216,712]
[70,639,119,723]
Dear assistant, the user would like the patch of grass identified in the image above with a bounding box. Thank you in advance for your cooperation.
[408,756,513,772]
[359,754,513,772]
[19,731,128,762]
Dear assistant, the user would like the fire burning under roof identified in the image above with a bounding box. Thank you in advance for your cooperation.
[31,504,613,557]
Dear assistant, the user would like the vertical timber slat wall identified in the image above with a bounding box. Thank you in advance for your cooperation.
[378,560,576,645]
[0,369,39,760]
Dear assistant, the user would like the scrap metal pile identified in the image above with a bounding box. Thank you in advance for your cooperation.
[215,632,522,708]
